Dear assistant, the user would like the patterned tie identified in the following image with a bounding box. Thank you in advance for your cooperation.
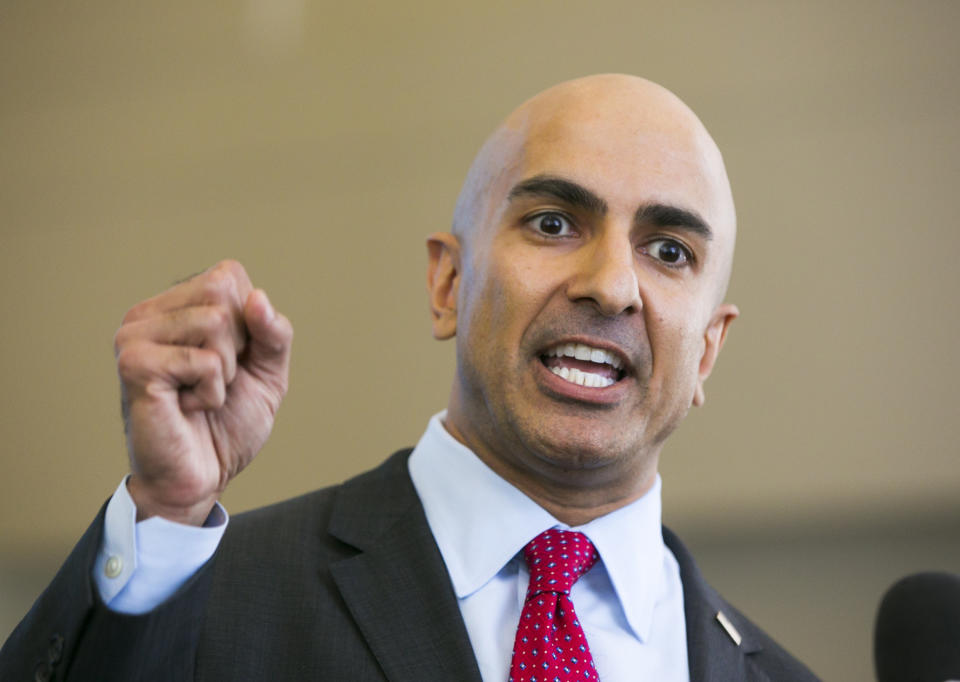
[509,529,600,682]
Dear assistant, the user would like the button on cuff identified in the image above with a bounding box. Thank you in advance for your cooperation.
[104,555,123,578]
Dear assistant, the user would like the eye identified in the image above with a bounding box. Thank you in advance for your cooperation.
[643,238,692,267]
[528,212,575,237]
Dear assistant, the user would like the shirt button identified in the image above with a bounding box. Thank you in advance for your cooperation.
[104,555,123,578]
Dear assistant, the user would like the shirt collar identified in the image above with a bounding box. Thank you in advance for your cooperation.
[408,411,667,642]
[576,473,666,642]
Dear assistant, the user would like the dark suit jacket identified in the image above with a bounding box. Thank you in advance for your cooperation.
[1,449,820,681]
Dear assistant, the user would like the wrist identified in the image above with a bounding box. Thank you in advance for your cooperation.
[127,475,219,526]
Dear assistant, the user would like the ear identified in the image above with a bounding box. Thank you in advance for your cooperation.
[426,232,462,340]
[692,303,739,407]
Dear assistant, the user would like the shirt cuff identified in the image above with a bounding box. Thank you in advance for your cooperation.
[93,476,228,614]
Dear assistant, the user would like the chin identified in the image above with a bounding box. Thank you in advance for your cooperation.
[519,419,634,473]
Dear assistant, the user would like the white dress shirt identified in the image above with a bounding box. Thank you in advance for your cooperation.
[409,413,689,682]
[95,412,689,680]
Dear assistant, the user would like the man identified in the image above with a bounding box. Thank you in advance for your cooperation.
[1,74,819,681]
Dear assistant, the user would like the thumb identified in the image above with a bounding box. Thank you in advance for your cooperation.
[243,289,293,381]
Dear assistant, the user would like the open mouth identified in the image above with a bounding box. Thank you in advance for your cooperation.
[539,342,627,388]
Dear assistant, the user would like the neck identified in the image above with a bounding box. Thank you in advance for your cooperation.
[520,477,657,527]
[441,415,659,527]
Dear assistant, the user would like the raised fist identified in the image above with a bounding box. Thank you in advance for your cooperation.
[113,260,293,525]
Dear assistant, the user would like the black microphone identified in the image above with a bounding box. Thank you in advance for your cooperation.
[874,571,960,682]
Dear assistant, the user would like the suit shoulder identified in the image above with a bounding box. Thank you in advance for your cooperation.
[228,485,338,533]
[220,448,414,554]
[720,598,822,681]
[662,526,821,681]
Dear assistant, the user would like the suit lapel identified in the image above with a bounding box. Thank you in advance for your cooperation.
[323,453,775,682]
[663,527,771,682]
[328,451,483,682]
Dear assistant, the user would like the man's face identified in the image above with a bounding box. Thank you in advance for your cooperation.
[431,79,737,502]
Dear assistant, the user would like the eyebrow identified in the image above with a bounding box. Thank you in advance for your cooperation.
[507,174,713,240]
[635,203,713,241]
[507,175,608,215]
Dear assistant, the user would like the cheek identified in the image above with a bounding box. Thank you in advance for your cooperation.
[646,297,708,376]
[463,254,549,338]
[456,265,518,369]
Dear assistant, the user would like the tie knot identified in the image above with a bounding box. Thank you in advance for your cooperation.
[523,529,598,598]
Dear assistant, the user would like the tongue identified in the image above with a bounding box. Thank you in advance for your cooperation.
[542,356,620,381]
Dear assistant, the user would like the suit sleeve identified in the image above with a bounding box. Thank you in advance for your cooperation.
[0,504,216,682]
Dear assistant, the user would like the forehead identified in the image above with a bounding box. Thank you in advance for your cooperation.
[511,107,726,223]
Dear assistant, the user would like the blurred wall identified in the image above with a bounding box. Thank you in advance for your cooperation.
[1,1,958,678]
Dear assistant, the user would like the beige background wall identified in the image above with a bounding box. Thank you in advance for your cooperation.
[2,1,958,678]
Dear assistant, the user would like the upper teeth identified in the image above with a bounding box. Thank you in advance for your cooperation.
[549,366,615,388]
[545,343,623,370]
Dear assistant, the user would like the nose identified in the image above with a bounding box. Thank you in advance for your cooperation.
[565,230,642,316]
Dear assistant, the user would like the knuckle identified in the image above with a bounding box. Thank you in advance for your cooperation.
[208,304,235,334]
[200,268,239,306]
[222,259,254,300]
[194,347,223,379]
[190,304,222,335]
[199,271,225,302]
[219,259,251,289]
[112,326,129,356]
[121,301,147,325]
[203,306,243,353]
[116,344,145,379]
[217,259,246,279]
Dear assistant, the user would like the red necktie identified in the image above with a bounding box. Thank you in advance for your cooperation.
[509,529,600,682]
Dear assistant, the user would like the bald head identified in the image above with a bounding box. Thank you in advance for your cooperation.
[427,75,741,518]
[452,74,736,298]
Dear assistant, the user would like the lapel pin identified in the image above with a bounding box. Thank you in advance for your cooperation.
[716,611,743,647]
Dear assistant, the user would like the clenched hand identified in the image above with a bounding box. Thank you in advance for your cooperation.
[113,260,293,525]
